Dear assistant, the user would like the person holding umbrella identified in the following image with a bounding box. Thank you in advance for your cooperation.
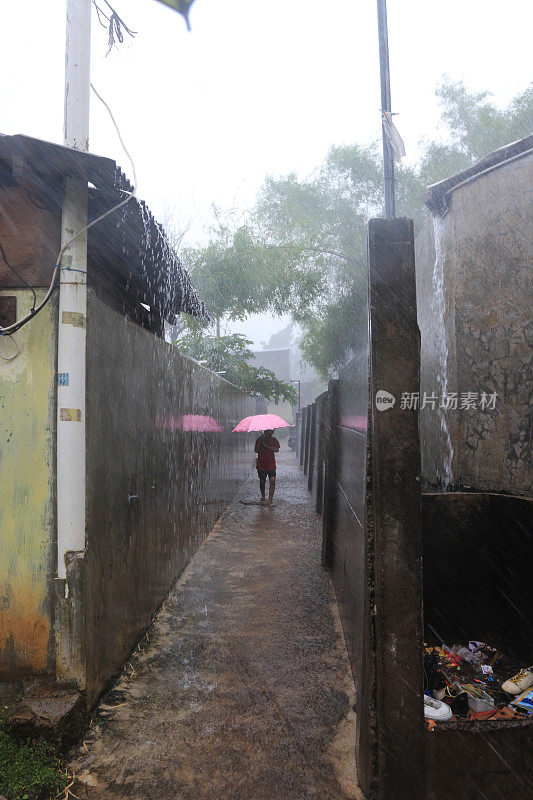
[232,414,290,506]
[255,429,280,505]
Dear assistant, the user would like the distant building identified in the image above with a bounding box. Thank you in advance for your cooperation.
[250,343,326,422]
[251,347,292,381]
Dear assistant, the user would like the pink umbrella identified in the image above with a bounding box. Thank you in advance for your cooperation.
[232,413,291,433]
[179,414,224,432]
[340,414,367,432]
[155,414,223,432]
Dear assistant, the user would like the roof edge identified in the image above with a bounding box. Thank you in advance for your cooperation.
[424,134,533,216]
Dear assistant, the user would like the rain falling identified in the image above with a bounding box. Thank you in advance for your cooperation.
[0,1,531,799]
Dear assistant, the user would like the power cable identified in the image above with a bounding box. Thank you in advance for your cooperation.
[0,85,137,336]
[0,332,20,361]
[0,240,37,310]
[92,0,137,54]
[90,82,137,191]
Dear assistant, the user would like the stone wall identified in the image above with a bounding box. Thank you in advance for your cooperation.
[416,151,532,495]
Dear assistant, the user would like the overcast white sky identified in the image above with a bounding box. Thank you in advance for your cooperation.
[1,0,531,344]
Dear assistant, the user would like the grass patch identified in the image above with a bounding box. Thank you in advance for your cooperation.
[0,699,70,800]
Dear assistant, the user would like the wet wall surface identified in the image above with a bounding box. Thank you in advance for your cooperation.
[85,291,253,703]
[423,493,533,664]
[0,289,57,679]
[333,350,368,723]
[425,722,533,800]
[317,213,532,799]
[416,153,533,495]
[422,492,533,798]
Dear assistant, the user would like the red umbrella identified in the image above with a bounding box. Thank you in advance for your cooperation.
[232,413,290,433]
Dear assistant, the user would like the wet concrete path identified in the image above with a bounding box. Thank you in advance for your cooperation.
[70,449,360,799]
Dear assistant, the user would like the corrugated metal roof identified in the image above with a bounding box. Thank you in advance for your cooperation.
[0,133,209,322]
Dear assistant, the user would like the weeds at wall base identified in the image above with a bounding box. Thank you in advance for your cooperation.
[0,699,71,800]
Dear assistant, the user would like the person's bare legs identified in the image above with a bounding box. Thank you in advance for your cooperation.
[259,475,266,502]
[268,476,276,505]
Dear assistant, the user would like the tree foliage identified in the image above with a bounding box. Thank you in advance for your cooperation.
[175,331,299,405]
[183,79,533,379]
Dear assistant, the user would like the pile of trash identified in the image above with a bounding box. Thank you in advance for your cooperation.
[423,641,533,727]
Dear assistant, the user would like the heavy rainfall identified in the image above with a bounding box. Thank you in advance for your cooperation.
[0,1,531,799]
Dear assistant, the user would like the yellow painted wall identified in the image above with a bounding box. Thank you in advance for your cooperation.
[0,289,57,678]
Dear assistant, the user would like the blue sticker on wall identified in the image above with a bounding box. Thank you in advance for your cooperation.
[58,373,69,386]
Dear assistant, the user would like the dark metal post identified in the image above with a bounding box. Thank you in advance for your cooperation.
[304,405,312,476]
[315,393,327,515]
[377,0,395,218]
[300,406,307,467]
[307,403,317,493]
[321,381,340,568]
[290,379,301,411]
[295,411,302,461]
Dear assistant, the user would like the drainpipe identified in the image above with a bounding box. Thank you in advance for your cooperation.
[56,0,91,579]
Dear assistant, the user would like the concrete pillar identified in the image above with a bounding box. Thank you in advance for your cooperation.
[367,217,424,799]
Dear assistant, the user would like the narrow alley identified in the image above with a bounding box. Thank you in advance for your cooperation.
[69,448,360,800]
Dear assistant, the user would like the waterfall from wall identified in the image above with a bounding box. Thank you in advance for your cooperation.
[432,215,454,491]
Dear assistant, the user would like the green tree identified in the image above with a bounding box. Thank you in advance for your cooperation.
[435,79,533,161]
[175,331,299,405]
[184,79,532,378]
[183,217,327,329]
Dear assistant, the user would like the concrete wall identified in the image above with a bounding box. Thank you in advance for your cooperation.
[80,292,253,702]
[0,289,57,679]
[315,214,533,799]
[416,152,533,494]
[1,286,253,694]
[422,493,533,665]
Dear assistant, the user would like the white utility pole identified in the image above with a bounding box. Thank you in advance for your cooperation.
[57,0,91,579]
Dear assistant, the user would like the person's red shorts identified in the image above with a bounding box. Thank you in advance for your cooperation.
[257,469,276,479]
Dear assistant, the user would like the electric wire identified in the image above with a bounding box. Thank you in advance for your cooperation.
[0,333,20,361]
[0,240,37,310]
[0,84,137,337]
[92,0,137,54]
